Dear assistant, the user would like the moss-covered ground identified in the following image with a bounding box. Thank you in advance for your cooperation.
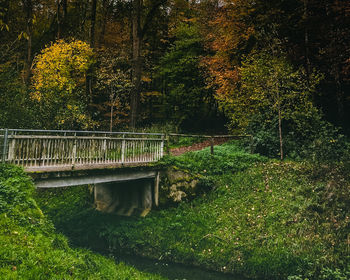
[0,164,165,279]
[35,142,350,280]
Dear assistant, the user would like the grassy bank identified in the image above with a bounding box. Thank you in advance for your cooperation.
[0,164,165,279]
[35,142,350,279]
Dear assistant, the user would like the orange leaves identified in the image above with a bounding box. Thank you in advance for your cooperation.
[202,0,256,119]
[202,53,239,100]
[207,0,255,53]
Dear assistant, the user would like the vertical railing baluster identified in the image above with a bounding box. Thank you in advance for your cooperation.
[72,133,77,166]
[153,141,155,162]
[25,137,30,167]
[141,140,144,162]
[33,139,37,167]
[161,136,164,159]
[132,140,135,162]
[107,139,110,163]
[47,138,51,166]
[103,135,107,164]
[59,138,62,166]
[152,140,155,162]
[121,135,125,164]
[7,132,16,164]
[82,138,85,165]
[156,140,158,161]
[53,138,56,166]
[2,128,8,163]
[112,139,116,163]
[18,139,22,165]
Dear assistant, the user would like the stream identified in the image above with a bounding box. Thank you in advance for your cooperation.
[115,254,247,280]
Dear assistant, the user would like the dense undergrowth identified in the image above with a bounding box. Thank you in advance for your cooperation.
[35,142,350,280]
[0,164,165,279]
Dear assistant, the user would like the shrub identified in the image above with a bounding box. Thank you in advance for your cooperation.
[247,108,350,162]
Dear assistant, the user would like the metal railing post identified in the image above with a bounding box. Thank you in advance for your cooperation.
[165,133,170,155]
[160,135,164,158]
[121,134,125,164]
[2,129,8,163]
[72,132,77,166]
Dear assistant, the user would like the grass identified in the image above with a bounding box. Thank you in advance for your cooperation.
[34,141,350,280]
[0,164,166,279]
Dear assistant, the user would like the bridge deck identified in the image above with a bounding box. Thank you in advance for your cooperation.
[0,129,164,172]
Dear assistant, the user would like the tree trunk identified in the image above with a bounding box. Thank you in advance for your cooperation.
[23,0,33,85]
[303,0,311,81]
[86,0,97,103]
[110,85,115,132]
[62,0,67,19]
[129,0,167,128]
[98,0,109,47]
[110,101,114,132]
[277,91,283,161]
[130,0,142,128]
[90,0,97,48]
[57,0,61,39]
[56,0,67,39]
[334,69,344,126]
[3,0,10,25]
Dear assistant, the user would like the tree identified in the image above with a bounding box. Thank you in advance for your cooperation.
[221,52,319,160]
[22,0,33,84]
[94,48,131,130]
[86,0,98,102]
[31,39,96,129]
[0,63,38,128]
[56,0,68,39]
[157,23,215,130]
[130,0,168,128]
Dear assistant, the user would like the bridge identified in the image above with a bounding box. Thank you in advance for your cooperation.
[0,129,164,172]
[0,129,248,216]
[0,128,166,216]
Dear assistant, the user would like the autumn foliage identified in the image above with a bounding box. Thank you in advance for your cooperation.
[32,40,94,100]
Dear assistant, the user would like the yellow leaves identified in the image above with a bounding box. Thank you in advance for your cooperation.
[32,39,94,99]
[55,103,98,130]
[18,31,29,41]
[142,91,162,97]
[141,76,152,82]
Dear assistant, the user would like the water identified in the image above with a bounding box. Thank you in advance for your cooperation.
[115,254,247,280]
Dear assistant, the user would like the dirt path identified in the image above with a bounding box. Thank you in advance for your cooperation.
[169,138,230,156]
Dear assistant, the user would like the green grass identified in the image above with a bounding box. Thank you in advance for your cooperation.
[0,164,166,280]
[35,142,350,280]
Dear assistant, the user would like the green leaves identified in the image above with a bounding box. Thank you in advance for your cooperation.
[0,164,34,213]
[156,23,215,129]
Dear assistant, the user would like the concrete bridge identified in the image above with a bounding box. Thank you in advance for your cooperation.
[1,129,248,216]
[0,129,165,216]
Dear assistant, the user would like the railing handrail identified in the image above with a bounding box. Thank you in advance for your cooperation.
[167,133,251,138]
[0,128,164,137]
[8,135,163,141]
[0,129,251,139]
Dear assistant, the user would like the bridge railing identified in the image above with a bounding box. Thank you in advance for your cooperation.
[0,129,9,163]
[0,129,164,171]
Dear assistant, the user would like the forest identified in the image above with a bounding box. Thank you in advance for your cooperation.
[0,0,349,158]
[0,1,350,279]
